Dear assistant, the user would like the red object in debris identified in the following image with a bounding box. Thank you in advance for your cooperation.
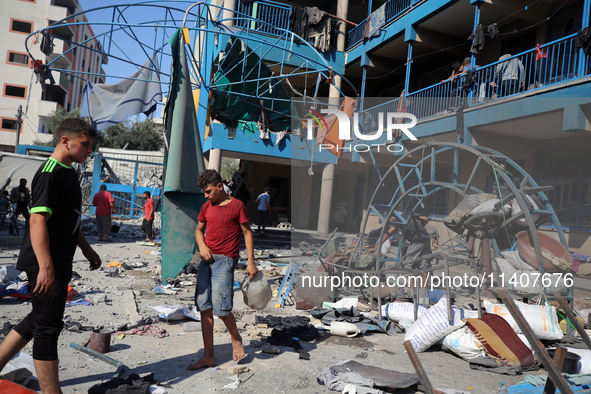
[0,379,37,393]
[66,285,79,303]
[515,230,573,272]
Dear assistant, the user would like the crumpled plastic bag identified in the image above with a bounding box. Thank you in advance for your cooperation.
[241,272,272,309]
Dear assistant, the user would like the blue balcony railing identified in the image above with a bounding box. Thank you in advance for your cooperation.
[235,0,292,37]
[361,33,588,123]
[347,0,415,50]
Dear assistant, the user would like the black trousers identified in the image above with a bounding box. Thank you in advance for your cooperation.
[13,271,69,361]
[142,218,154,238]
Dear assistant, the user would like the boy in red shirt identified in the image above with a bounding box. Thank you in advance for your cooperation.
[92,184,115,241]
[187,170,257,370]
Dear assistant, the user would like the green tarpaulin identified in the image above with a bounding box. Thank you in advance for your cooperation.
[161,28,207,281]
[211,37,291,131]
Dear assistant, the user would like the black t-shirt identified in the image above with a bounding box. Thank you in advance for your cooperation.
[17,158,81,277]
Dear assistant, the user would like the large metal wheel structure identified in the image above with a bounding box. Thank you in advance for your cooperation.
[319,141,573,306]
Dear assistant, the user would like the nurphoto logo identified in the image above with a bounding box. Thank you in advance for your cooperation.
[305,108,418,153]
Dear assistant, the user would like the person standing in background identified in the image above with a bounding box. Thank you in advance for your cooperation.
[255,187,271,236]
[92,184,115,242]
[142,191,155,242]
[10,178,31,228]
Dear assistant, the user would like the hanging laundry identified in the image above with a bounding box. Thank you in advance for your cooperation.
[487,24,499,39]
[32,60,55,92]
[80,55,162,131]
[393,90,407,141]
[257,106,271,140]
[363,3,386,40]
[306,7,335,52]
[40,31,54,56]
[306,6,326,24]
[289,6,308,39]
[275,130,288,145]
[535,43,547,62]
[575,27,591,55]
[468,24,485,54]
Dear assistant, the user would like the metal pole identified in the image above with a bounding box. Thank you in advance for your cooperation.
[14,105,23,152]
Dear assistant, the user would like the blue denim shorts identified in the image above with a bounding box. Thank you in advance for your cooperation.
[195,255,236,316]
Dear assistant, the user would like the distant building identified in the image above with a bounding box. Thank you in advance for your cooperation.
[0,0,106,151]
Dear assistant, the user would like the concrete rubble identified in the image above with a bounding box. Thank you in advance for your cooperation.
[1,224,591,393]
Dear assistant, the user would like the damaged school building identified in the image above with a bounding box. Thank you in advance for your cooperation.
[3,0,591,392]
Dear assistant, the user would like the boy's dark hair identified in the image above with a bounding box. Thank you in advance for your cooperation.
[264,187,270,192]
[144,191,151,198]
[99,184,107,191]
[198,169,222,190]
[1,190,8,195]
[55,118,97,140]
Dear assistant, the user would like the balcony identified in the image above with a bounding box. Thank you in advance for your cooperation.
[37,100,60,118]
[235,0,292,38]
[50,0,77,12]
[346,0,417,50]
[361,33,590,123]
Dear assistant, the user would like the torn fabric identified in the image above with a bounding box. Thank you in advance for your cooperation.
[81,55,162,131]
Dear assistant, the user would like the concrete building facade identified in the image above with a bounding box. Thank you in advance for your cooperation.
[0,0,105,152]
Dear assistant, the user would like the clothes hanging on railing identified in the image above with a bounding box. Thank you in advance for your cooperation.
[307,12,335,52]
[290,6,335,52]
[306,6,326,24]
[289,6,308,39]
[535,43,548,61]
[575,27,591,55]
[362,3,386,41]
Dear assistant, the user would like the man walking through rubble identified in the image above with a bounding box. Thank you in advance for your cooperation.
[0,118,102,394]
[187,169,257,370]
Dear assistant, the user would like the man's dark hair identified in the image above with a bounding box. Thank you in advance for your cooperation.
[264,187,270,192]
[55,118,97,140]
[99,184,107,191]
[1,190,8,196]
[198,169,222,190]
[144,191,151,198]
[20,178,27,184]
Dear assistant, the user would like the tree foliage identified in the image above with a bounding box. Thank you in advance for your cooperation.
[41,108,163,151]
[221,158,240,181]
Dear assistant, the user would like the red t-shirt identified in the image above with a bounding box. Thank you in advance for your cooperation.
[92,190,114,216]
[144,198,155,220]
[197,198,249,258]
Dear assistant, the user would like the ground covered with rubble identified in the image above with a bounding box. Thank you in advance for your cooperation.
[2,220,591,393]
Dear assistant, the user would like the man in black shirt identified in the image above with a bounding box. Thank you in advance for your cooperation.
[0,119,101,394]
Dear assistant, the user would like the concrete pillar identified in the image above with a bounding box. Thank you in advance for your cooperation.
[208,148,222,172]
[328,0,349,100]
[317,164,335,233]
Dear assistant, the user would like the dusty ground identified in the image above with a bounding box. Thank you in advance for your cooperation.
[1,222,591,393]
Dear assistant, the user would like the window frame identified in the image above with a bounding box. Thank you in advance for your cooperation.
[3,83,28,100]
[9,18,34,35]
[6,50,30,67]
[0,117,20,132]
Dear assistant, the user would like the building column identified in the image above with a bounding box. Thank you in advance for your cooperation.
[328,0,349,99]
[317,163,335,233]
[208,148,222,172]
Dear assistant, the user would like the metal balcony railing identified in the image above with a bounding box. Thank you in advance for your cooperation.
[235,0,292,37]
[347,0,415,50]
[360,33,588,123]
